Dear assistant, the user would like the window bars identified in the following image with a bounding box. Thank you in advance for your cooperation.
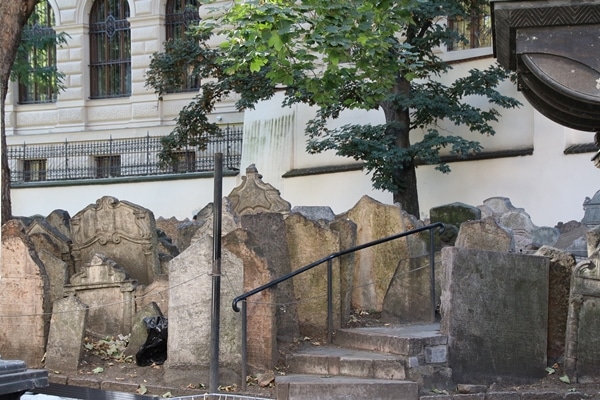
[8,127,243,184]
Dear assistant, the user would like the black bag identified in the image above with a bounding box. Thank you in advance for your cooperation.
[135,316,168,366]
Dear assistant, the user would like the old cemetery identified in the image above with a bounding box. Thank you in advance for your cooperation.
[1,165,600,399]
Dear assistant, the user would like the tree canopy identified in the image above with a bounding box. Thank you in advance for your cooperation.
[145,0,521,217]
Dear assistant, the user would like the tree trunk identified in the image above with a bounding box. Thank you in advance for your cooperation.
[381,74,420,218]
[0,0,40,225]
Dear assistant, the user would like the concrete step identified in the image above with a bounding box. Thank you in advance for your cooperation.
[275,374,419,400]
[286,345,406,379]
[334,323,447,357]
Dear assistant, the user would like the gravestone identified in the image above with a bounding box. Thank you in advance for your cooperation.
[564,254,600,383]
[37,250,69,303]
[499,210,537,253]
[64,253,137,336]
[481,197,523,217]
[165,234,243,384]
[45,209,71,240]
[290,206,336,222]
[285,213,341,338]
[228,164,291,216]
[70,196,160,285]
[224,229,277,371]
[0,220,51,368]
[535,246,576,363]
[430,202,481,246]
[554,221,589,258]
[241,213,299,342]
[330,218,357,325]
[440,247,549,384]
[455,217,515,252]
[582,190,600,227]
[26,219,74,277]
[45,295,88,372]
[338,195,424,312]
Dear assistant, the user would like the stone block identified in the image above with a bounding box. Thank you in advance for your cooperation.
[440,247,548,384]
[425,345,447,364]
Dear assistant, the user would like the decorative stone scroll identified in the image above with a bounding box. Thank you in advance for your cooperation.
[70,196,160,285]
[228,164,291,216]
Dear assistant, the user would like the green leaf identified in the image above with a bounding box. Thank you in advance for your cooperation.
[545,367,555,375]
[137,384,147,395]
[268,32,283,51]
[559,375,570,384]
[92,367,104,374]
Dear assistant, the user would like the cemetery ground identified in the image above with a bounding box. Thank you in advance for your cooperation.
[58,310,600,400]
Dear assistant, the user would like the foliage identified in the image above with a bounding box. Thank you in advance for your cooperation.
[10,0,68,95]
[145,0,521,215]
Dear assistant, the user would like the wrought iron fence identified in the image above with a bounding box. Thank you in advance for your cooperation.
[8,126,243,184]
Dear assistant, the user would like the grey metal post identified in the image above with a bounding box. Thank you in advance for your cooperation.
[209,153,223,394]
[429,228,436,322]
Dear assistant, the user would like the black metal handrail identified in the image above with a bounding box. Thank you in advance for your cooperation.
[232,221,445,389]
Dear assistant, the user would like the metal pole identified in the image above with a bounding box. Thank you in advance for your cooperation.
[241,300,247,391]
[327,259,333,343]
[429,228,436,322]
[209,153,223,394]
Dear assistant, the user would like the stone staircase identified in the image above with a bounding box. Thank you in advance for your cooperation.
[275,323,453,400]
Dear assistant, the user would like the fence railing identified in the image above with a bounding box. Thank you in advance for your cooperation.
[7,126,243,185]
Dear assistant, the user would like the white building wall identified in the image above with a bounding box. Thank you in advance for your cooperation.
[6,0,599,227]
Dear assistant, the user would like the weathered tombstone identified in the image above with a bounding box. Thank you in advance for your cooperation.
[429,202,481,246]
[228,164,292,216]
[565,256,600,383]
[155,216,185,247]
[290,206,336,222]
[124,302,163,360]
[37,250,69,303]
[535,246,576,363]
[70,196,160,285]
[582,191,600,227]
[224,229,277,371]
[241,213,299,342]
[554,221,589,258]
[64,254,137,336]
[45,296,88,372]
[499,210,537,253]
[285,213,341,338]
[45,209,72,240]
[134,276,170,317]
[0,220,51,368]
[482,197,522,217]
[531,226,560,248]
[455,217,515,252]
[330,218,357,325]
[440,247,549,384]
[165,235,242,384]
[26,219,74,277]
[338,195,423,312]
[191,198,239,247]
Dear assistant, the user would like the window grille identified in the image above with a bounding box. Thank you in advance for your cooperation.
[89,0,131,98]
[447,5,492,51]
[18,0,59,104]
[172,150,196,173]
[95,155,121,178]
[165,0,201,92]
[8,126,243,185]
[23,159,47,182]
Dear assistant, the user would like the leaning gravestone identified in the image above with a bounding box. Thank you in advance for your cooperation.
[45,295,88,372]
[455,217,515,253]
[429,202,481,246]
[440,247,549,384]
[70,196,161,285]
[0,220,51,368]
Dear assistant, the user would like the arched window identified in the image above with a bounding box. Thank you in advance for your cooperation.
[18,0,59,104]
[165,0,200,92]
[89,0,131,98]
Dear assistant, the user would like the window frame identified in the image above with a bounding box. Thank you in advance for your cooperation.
[95,155,122,178]
[89,0,131,99]
[447,5,492,52]
[23,159,47,182]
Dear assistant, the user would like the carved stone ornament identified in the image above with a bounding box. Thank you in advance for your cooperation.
[228,164,291,216]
